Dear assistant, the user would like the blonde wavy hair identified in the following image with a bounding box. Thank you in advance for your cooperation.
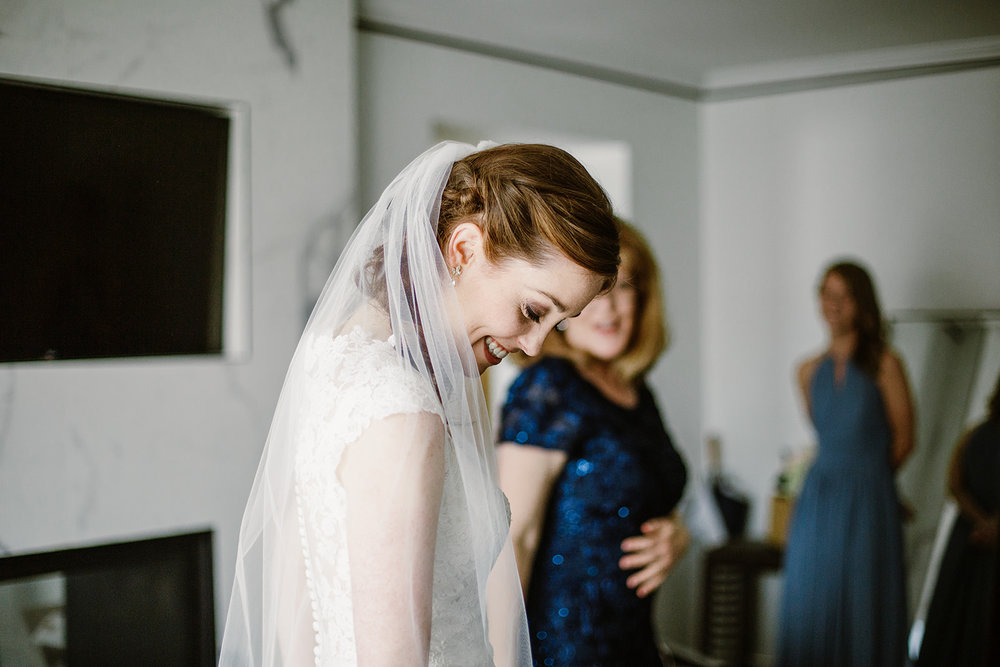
[539,218,668,383]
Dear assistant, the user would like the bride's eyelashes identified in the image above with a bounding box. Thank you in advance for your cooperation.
[522,303,544,324]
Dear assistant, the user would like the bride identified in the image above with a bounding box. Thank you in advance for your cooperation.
[219,141,620,666]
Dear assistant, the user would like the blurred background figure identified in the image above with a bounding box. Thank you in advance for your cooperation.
[914,370,1000,667]
[497,219,689,666]
[778,260,916,667]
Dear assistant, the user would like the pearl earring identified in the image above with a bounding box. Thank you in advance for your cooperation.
[450,265,462,286]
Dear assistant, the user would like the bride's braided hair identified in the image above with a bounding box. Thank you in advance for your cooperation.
[362,143,620,330]
[437,143,620,292]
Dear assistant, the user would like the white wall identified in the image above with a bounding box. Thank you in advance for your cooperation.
[701,66,1000,659]
[0,0,356,636]
[702,64,1000,532]
[358,31,705,644]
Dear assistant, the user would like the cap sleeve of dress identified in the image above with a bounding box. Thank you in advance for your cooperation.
[499,358,585,453]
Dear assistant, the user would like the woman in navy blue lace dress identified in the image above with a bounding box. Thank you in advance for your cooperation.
[498,221,688,666]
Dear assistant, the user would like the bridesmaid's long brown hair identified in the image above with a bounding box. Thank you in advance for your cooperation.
[822,260,886,377]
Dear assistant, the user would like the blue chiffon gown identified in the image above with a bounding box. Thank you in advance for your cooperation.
[778,356,907,667]
[501,357,687,667]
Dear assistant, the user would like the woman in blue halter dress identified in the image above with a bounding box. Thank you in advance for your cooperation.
[778,260,916,667]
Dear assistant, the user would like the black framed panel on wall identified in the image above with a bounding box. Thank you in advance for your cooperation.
[0,76,250,363]
[0,530,217,666]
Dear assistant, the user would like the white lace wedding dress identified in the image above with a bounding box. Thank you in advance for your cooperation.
[221,141,532,667]
[293,327,503,666]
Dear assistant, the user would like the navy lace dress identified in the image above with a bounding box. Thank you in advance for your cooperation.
[500,357,687,667]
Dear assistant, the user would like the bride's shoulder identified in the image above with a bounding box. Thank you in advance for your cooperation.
[303,326,442,418]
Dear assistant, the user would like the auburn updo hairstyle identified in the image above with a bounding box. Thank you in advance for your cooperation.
[436,143,620,292]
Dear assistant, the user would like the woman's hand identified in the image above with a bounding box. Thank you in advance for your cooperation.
[619,512,690,598]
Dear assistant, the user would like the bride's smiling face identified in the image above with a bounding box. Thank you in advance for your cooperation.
[446,222,605,375]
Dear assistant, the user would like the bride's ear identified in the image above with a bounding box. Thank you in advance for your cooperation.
[445,219,484,273]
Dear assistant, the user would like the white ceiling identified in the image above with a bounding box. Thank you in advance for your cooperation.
[358,1,1000,99]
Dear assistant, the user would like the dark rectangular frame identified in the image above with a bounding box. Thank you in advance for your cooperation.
[0,75,251,363]
[0,529,216,666]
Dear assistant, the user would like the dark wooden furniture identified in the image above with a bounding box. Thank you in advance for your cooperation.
[701,540,783,667]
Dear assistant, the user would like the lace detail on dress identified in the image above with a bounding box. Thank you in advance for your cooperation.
[292,327,500,666]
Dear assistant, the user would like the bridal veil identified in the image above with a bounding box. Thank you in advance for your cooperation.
[220,141,531,665]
